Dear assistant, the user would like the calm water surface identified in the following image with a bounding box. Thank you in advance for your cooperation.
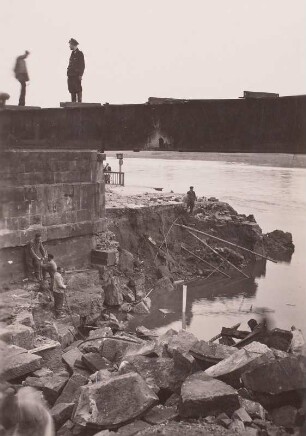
[108,153,306,339]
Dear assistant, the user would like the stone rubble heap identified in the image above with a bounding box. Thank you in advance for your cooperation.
[1,323,305,435]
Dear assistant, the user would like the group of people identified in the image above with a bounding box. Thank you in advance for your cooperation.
[25,233,66,317]
[14,38,85,106]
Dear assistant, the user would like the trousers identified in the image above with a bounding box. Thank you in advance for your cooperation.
[18,80,26,106]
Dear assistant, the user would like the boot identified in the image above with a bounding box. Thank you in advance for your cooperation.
[77,91,82,103]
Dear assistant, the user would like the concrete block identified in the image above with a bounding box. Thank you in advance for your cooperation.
[91,249,117,266]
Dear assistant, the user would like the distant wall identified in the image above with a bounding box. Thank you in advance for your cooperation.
[0,150,105,282]
[0,95,305,153]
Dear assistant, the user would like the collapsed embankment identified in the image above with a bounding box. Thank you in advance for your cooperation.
[0,193,299,435]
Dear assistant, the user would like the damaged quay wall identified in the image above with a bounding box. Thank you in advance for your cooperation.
[0,150,105,282]
[0,95,305,152]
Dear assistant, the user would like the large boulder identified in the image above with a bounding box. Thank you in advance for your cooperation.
[0,323,34,349]
[73,372,158,429]
[205,342,275,387]
[241,355,306,395]
[1,344,42,381]
[190,340,236,369]
[24,374,68,406]
[179,372,240,418]
[166,330,198,357]
[55,373,88,405]
[100,337,145,363]
[121,355,191,394]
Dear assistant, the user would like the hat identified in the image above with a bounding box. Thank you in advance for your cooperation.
[69,38,79,46]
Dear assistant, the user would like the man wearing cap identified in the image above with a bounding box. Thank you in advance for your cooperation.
[14,50,30,106]
[186,186,197,214]
[67,38,85,102]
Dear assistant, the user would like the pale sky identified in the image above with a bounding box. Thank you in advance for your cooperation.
[0,0,305,107]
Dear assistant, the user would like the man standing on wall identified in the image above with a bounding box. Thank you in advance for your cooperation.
[67,38,85,103]
[14,50,30,106]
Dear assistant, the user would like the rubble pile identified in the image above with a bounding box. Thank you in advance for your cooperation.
[1,325,305,435]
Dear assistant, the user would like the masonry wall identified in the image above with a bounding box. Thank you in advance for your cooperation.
[0,95,305,153]
[0,150,105,282]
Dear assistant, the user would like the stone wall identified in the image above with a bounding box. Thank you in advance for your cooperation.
[0,95,305,153]
[0,150,105,282]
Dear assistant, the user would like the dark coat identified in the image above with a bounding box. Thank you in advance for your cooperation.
[67,48,85,77]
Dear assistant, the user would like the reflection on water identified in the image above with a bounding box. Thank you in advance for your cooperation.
[108,154,306,340]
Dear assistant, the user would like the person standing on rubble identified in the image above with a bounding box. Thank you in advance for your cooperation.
[186,186,197,213]
[42,253,57,292]
[25,233,46,281]
[67,38,85,103]
[53,266,66,317]
[13,50,30,106]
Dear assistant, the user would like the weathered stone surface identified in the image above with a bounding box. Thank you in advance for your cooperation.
[15,310,35,327]
[228,419,245,432]
[62,347,84,371]
[122,355,189,393]
[80,327,113,354]
[116,420,151,436]
[101,337,144,363]
[172,349,199,374]
[179,372,240,418]
[155,277,174,292]
[205,342,274,387]
[24,374,68,405]
[122,286,136,303]
[240,397,266,420]
[82,353,112,372]
[166,330,198,357]
[51,402,74,429]
[190,340,236,368]
[241,355,306,395]
[0,323,34,349]
[104,277,123,306]
[57,323,78,348]
[270,405,298,428]
[164,393,180,407]
[57,419,74,436]
[216,413,232,428]
[1,344,42,381]
[92,249,117,266]
[143,405,178,425]
[89,369,113,383]
[155,329,178,357]
[55,372,88,405]
[32,367,53,378]
[232,407,252,423]
[133,300,150,314]
[136,326,155,339]
[119,249,134,273]
[73,372,158,428]
[33,338,62,371]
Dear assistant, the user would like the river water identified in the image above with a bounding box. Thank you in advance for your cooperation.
[107,152,306,340]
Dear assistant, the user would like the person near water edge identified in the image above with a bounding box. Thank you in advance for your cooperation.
[67,38,85,103]
[186,186,197,213]
[14,50,30,106]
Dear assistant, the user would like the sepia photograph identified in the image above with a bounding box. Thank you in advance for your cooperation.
[0,1,305,435]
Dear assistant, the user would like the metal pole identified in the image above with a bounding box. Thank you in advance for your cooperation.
[182,284,187,330]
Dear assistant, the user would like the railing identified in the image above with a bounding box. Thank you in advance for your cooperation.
[104,171,125,186]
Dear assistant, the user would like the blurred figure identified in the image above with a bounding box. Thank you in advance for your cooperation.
[14,50,30,106]
[186,186,197,213]
[25,233,47,281]
[53,266,66,317]
[67,38,85,103]
[0,386,54,436]
[0,92,10,107]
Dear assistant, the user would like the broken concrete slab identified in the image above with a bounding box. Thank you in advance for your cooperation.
[241,355,306,395]
[82,353,112,372]
[205,342,275,387]
[24,373,68,405]
[166,330,198,357]
[55,372,88,405]
[51,402,74,429]
[232,407,252,424]
[73,372,158,428]
[62,347,84,371]
[1,344,42,381]
[179,372,240,418]
[143,405,178,425]
[0,323,34,349]
[190,340,236,369]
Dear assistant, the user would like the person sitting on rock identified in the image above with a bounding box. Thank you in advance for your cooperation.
[186,186,197,214]
[53,266,66,317]
[25,233,47,281]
